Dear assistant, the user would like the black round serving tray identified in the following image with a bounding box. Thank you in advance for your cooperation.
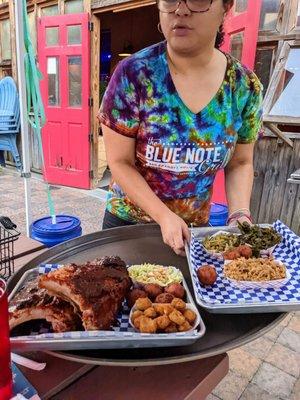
[7,224,285,366]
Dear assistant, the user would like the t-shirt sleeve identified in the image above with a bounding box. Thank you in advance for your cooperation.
[98,61,140,138]
[237,74,263,144]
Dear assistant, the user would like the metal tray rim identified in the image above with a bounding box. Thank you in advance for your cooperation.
[9,263,206,350]
[185,227,300,314]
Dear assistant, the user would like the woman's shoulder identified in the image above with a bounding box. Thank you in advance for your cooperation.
[225,53,263,94]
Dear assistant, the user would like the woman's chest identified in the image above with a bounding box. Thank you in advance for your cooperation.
[170,72,226,115]
[136,103,239,175]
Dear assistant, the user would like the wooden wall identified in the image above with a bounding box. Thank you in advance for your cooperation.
[251,137,300,234]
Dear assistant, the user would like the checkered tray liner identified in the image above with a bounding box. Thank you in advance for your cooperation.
[189,220,300,306]
[12,263,200,341]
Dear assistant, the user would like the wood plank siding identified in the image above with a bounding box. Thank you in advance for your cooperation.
[251,137,300,233]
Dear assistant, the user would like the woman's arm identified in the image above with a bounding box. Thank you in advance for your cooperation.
[225,142,255,223]
[102,125,190,255]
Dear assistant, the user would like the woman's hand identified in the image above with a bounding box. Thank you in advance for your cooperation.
[228,215,252,227]
[158,211,191,256]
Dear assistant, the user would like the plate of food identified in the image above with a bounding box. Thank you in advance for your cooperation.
[223,257,291,290]
[186,220,300,313]
[201,223,282,260]
[129,297,200,334]
[201,231,240,259]
[237,222,282,257]
[9,258,206,351]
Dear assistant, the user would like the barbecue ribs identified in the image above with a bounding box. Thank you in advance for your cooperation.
[9,280,81,333]
[39,256,131,330]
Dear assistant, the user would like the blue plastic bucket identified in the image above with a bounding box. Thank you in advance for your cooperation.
[30,215,82,247]
[209,203,228,227]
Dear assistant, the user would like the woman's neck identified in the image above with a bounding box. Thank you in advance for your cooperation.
[166,43,217,75]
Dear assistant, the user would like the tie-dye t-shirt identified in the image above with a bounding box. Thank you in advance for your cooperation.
[99,41,263,226]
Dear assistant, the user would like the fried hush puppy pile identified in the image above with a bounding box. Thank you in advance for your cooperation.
[131,297,197,334]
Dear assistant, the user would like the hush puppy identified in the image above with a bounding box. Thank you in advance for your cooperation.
[127,289,147,308]
[155,293,174,304]
[143,283,163,300]
[165,283,185,299]
[197,265,217,285]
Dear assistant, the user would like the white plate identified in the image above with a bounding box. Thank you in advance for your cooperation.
[224,260,291,290]
[202,230,279,260]
[201,231,240,259]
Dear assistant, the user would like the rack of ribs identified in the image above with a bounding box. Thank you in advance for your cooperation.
[39,256,131,330]
[9,280,82,333]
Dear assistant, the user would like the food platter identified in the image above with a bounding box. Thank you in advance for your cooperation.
[9,263,205,351]
[7,224,286,366]
[186,221,300,313]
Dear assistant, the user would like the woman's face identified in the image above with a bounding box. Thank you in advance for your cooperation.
[159,0,231,55]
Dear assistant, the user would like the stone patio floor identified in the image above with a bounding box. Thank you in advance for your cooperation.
[1,167,299,400]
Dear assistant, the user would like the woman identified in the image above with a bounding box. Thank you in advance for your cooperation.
[99,0,263,256]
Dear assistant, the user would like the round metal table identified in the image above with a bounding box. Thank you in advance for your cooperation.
[8,224,285,366]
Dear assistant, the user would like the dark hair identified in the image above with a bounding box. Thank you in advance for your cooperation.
[215,0,234,49]
[215,23,225,49]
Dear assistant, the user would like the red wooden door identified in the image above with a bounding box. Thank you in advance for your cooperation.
[222,0,262,69]
[212,0,262,205]
[38,13,90,189]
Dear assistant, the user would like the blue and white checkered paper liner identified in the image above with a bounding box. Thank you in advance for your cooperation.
[189,220,300,306]
[12,263,199,341]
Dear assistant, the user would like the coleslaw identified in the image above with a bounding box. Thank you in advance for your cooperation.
[127,264,183,286]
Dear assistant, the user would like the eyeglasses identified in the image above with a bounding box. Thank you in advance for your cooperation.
[157,0,213,13]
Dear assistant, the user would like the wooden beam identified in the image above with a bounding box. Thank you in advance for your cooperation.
[263,41,290,115]
[83,0,91,13]
[263,115,300,125]
[286,0,300,33]
[264,122,294,148]
[113,1,156,13]
[92,0,155,13]
[92,0,129,8]
[58,0,64,14]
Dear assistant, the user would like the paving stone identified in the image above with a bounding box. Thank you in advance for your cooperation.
[212,371,248,400]
[266,343,300,377]
[264,323,284,342]
[279,313,294,327]
[288,315,300,333]
[291,378,300,400]
[239,383,282,400]
[242,337,274,360]
[205,395,221,400]
[252,362,296,399]
[277,328,300,353]
[229,348,261,379]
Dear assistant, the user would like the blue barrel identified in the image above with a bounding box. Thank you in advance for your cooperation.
[209,203,228,227]
[30,215,82,247]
